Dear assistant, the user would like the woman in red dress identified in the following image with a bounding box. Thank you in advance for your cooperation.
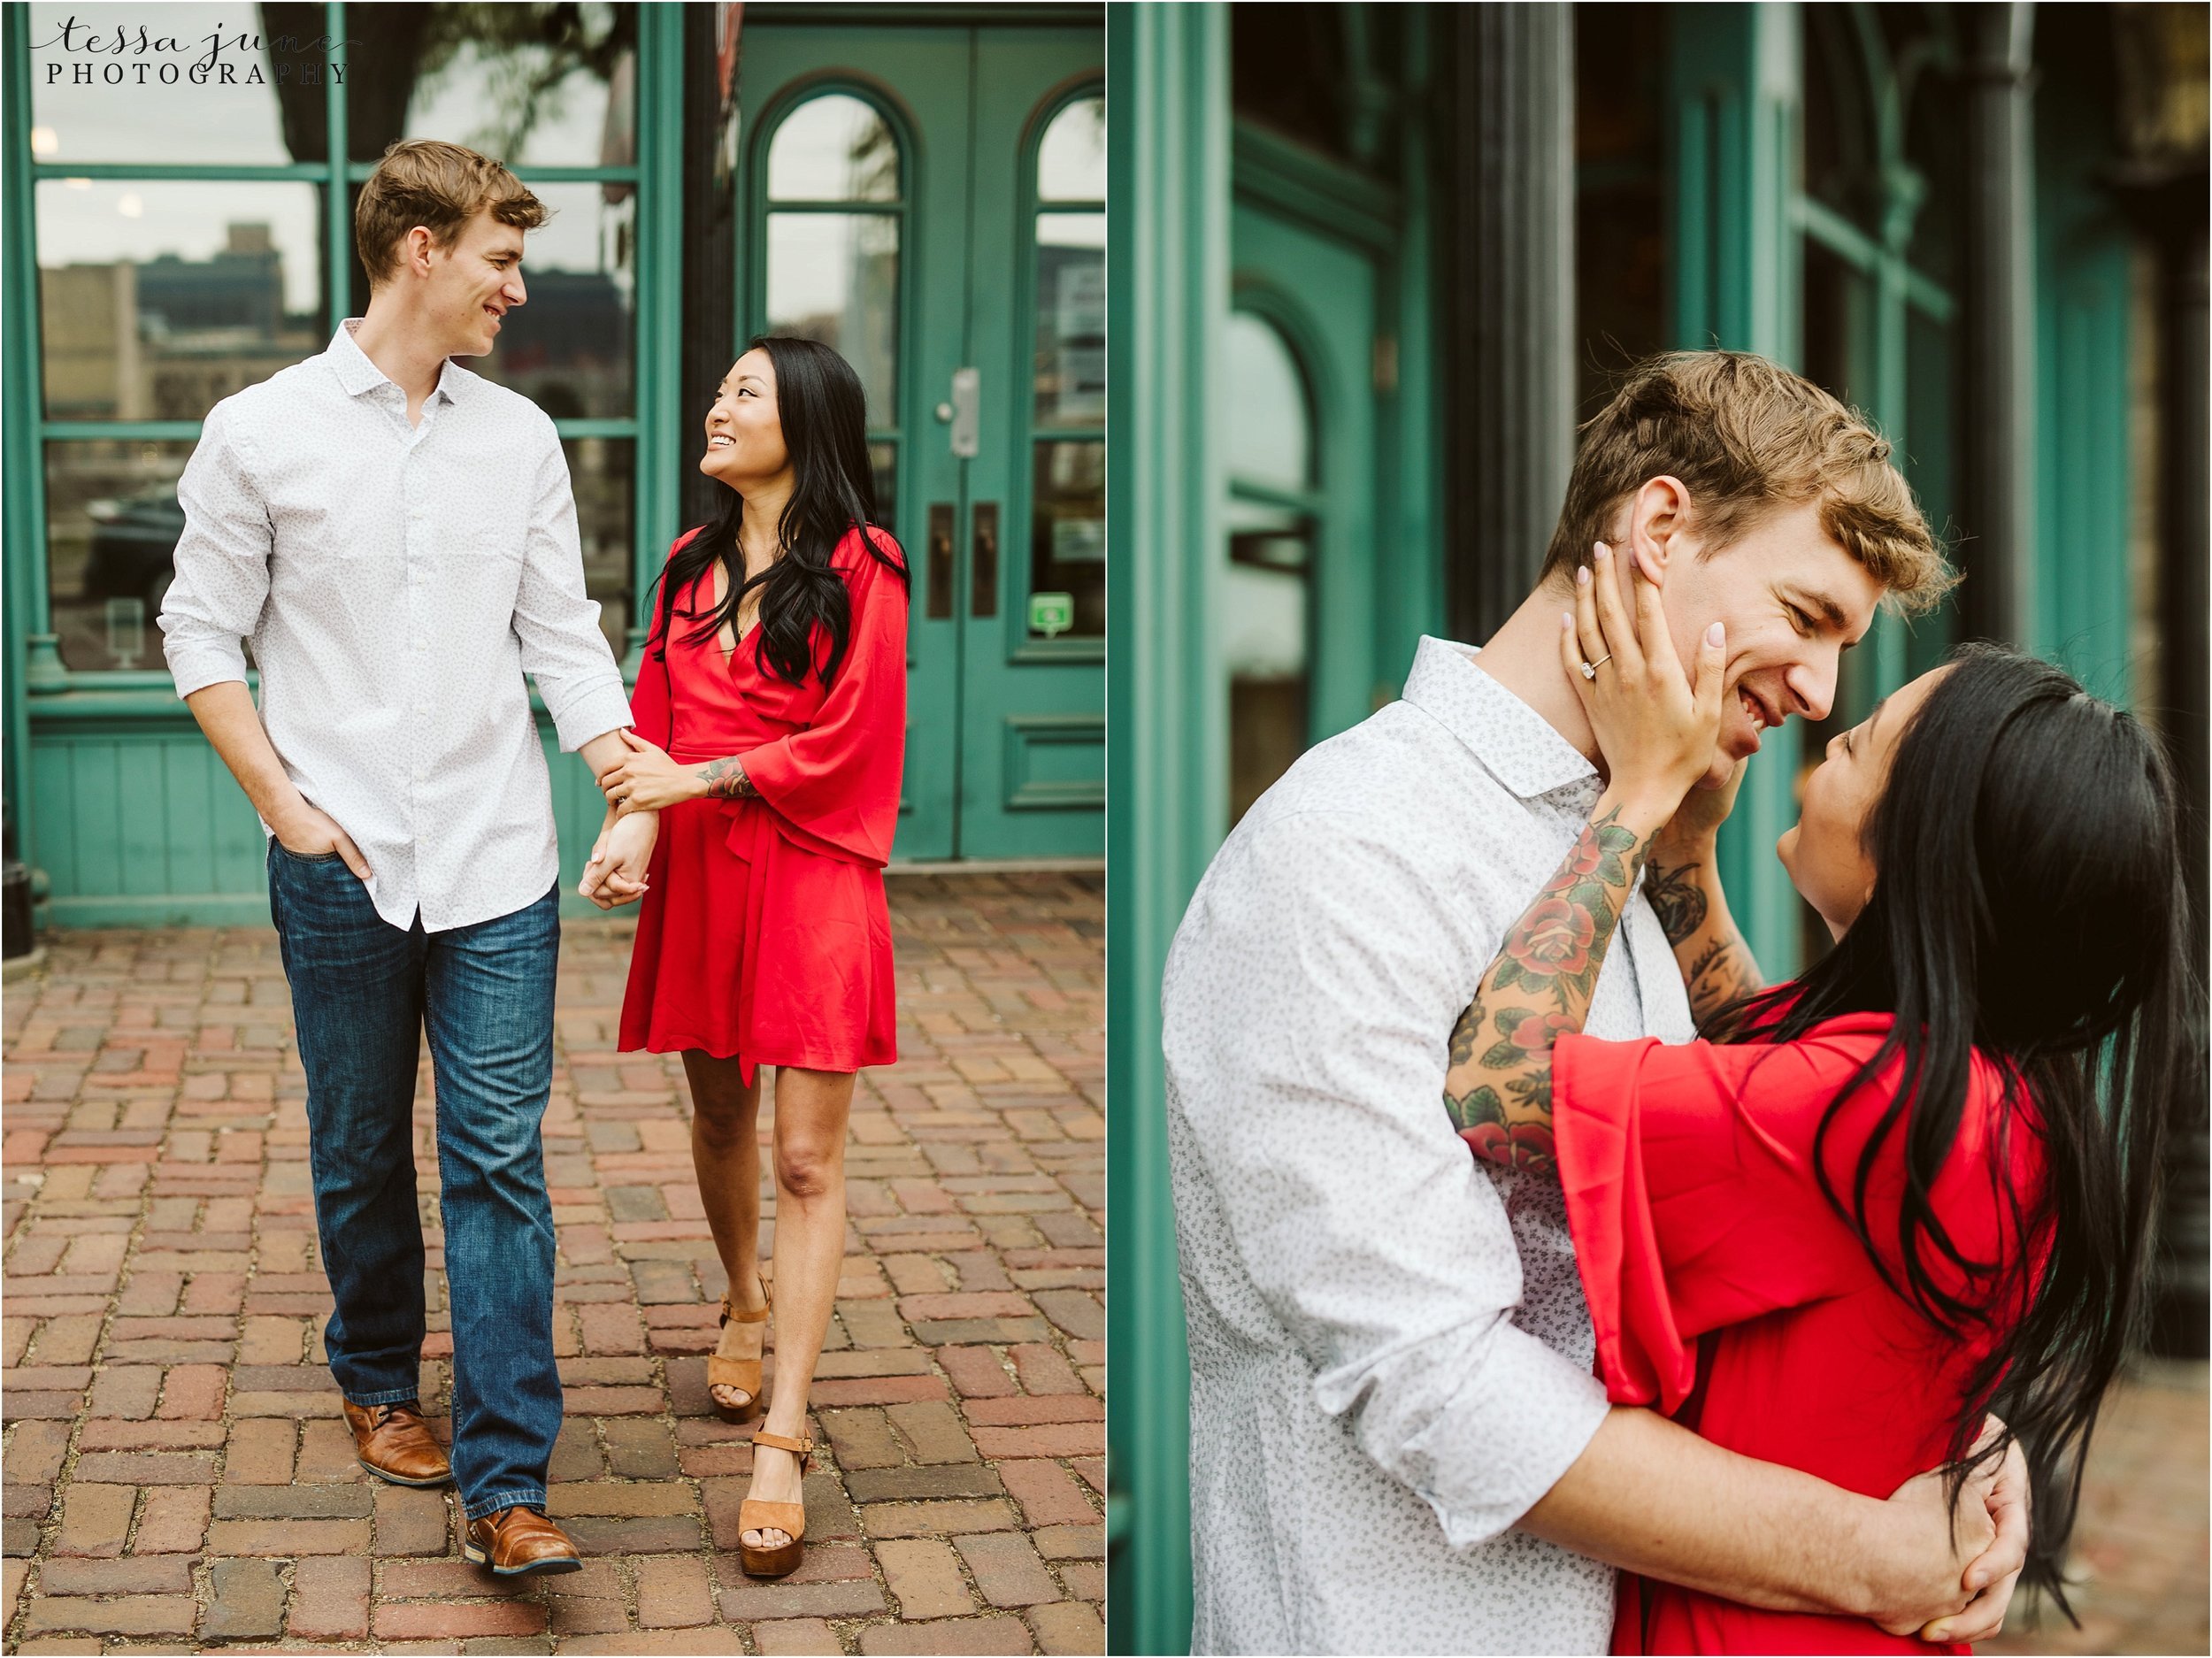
[583,336,908,1579]
[1444,549,2188,1653]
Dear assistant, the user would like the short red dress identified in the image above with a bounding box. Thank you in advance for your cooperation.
[618,526,907,1082]
[1550,1013,2043,1656]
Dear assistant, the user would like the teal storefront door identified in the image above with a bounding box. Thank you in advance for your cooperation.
[736,20,1105,861]
[1223,196,1384,821]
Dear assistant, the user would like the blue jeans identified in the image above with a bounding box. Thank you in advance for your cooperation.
[267,841,563,1520]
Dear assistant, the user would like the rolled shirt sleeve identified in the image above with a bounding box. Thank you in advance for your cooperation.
[511,419,634,751]
[159,400,272,699]
[1164,810,1610,1548]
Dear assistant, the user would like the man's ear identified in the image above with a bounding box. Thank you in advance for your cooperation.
[1626,475,1693,582]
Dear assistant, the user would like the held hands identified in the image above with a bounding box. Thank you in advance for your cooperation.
[1870,1421,2030,1644]
[1561,541,1725,822]
[578,808,657,910]
[598,728,703,814]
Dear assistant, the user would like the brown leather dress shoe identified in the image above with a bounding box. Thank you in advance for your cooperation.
[342,1399,451,1487]
[462,1504,582,1577]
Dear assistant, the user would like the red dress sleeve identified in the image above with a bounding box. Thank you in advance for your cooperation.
[1552,1013,2024,1414]
[738,527,910,866]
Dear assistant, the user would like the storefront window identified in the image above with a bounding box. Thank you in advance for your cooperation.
[19,0,649,683]
[27,4,319,166]
[37,181,324,422]
[567,436,635,661]
[344,2,637,169]
[462,183,635,419]
[1223,311,1317,825]
[1028,95,1105,641]
[43,439,196,672]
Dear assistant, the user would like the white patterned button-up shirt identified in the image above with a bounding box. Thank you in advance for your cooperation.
[1163,636,1698,1655]
[159,320,634,933]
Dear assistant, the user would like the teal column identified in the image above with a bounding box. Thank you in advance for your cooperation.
[631,2,686,661]
[2,2,43,879]
[1667,1,1804,982]
[1106,4,1226,1652]
[6,3,61,696]
[326,0,349,329]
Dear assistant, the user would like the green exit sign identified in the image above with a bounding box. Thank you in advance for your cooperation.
[1028,591,1074,638]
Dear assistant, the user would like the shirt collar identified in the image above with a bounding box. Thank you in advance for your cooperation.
[1402,635,1599,800]
[326,318,465,407]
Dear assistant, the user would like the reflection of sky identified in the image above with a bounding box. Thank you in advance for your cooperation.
[37,180,324,315]
[1221,555,1309,679]
[766,213,892,327]
[28,4,299,165]
[395,42,611,167]
[1040,211,1104,252]
[1225,312,1310,492]
[511,184,634,299]
[30,4,617,168]
[1039,98,1105,202]
[767,96,896,203]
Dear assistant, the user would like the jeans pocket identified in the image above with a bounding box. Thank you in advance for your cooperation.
[273,841,345,864]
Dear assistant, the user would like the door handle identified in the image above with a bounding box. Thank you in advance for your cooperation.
[948,366,980,459]
[971,503,999,618]
[926,502,955,619]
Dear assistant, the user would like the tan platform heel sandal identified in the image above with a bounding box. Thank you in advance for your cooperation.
[738,1429,815,1578]
[708,1279,770,1424]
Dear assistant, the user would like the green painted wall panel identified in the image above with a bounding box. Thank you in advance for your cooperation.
[160,740,216,895]
[28,740,75,897]
[26,714,639,925]
[67,741,125,899]
[117,737,171,896]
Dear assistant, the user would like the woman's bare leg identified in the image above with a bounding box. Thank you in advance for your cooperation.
[681,1052,768,1412]
[741,1063,856,1550]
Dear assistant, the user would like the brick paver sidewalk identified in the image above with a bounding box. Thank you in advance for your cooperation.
[0,872,1104,1654]
[1984,1358,2208,1657]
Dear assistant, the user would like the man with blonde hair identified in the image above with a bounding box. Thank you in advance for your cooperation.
[160,139,654,1576]
[1163,351,2029,1652]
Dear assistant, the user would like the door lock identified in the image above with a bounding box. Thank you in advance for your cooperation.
[947,366,980,458]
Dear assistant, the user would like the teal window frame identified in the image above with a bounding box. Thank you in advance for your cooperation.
[4,0,687,693]
[741,73,917,545]
[1792,6,1961,718]
[1010,75,1107,666]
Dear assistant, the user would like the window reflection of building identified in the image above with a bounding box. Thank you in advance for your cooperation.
[37,185,325,422]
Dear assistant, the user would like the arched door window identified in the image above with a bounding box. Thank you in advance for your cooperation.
[1223,309,1322,825]
[1025,92,1106,639]
[761,90,903,518]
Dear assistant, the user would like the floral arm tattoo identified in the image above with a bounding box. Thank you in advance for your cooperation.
[1643,845,1764,1024]
[1443,806,1657,1178]
[698,756,757,799]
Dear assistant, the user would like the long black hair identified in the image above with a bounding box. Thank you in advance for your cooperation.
[654,334,909,685]
[1707,643,2195,1612]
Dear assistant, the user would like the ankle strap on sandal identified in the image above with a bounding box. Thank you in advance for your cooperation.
[719,1286,772,1323]
[751,1430,814,1456]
